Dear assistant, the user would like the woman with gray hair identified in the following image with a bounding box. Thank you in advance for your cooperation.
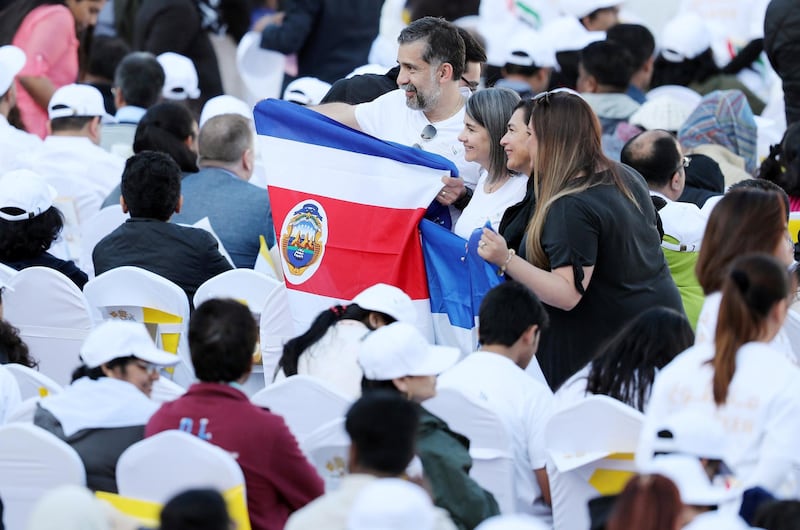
[454,88,527,239]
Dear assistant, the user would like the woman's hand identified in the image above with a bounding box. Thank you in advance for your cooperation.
[437,175,465,206]
[477,227,509,265]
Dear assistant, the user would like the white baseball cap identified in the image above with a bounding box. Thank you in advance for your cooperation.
[352,283,417,324]
[0,169,58,221]
[559,0,622,19]
[659,13,712,63]
[628,96,695,132]
[0,45,25,95]
[80,320,180,368]
[645,454,740,507]
[157,52,201,100]
[347,478,436,530]
[48,83,110,120]
[503,29,557,69]
[476,514,551,530]
[358,322,459,380]
[199,95,253,128]
[652,409,729,463]
[282,77,332,106]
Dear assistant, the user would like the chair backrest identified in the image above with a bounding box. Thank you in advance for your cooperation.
[4,363,63,401]
[3,267,95,386]
[83,266,193,386]
[300,418,350,492]
[423,388,516,514]
[79,205,130,279]
[5,397,39,424]
[544,395,644,530]
[150,377,187,405]
[250,375,352,442]
[0,262,17,284]
[0,423,86,530]
[259,282,294,385]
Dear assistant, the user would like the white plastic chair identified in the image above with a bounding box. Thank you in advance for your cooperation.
[79,205,129,279]
[3,267,95,386]
[423,388,516,514]
[194,269,283,395]
[544,395,644,530]
[300,418,350,492]
[0,423,86,530]
[5,397,39,423]
[83,266,193,386]
[250,375,352,442]
[0,262,16,284]
[150,377,187,405]
[4,363,63,400]
[259,282,294,385]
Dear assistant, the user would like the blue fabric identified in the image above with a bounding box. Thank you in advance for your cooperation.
[420,219,503,330]
[171,167,274,269]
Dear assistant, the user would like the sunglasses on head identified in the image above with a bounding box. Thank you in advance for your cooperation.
[531,87,580,105]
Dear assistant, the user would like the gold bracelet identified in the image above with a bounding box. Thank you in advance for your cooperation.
[499,249,515,276]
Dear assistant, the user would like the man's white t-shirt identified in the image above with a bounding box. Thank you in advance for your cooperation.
[453,173,528,239]
[437,352,553,514]
[0,114,42,175]
[354,89,481,189]
[640,342,800,495]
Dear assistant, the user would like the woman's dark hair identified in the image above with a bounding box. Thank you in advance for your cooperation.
[160,488,230,530]
[133,102,199,173]
[584,307,694,411]
[70,355,134,383]
[361,378,402,394]
[278,304,393,377]
[0,0,64,45]
[712,253,790,405]
[0,206,63,261]
[0,320,37,368]
[759,122,800,198]
[651,48,720,89]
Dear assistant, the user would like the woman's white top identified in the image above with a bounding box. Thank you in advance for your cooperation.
[453,172,528,239]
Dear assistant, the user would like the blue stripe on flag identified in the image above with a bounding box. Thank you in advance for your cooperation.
[254,98,459,175]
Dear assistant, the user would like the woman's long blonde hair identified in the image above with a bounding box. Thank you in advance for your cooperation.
[524,92,638,268]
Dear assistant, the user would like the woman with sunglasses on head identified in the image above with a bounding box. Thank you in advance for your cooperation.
[34,320,179,493]
[478,90,682,390]
[453,88,527,239]
[641,254,800,494]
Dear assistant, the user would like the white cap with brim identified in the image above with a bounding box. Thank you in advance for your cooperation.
[651,409,733,474]
[157,52,201,100]
[540,16,606,54]
[476,514,551,530]
[659,13,711,63]
[347,478,436,530]
[645,454,741,507]
[48,83,112,121]
[199,95,253,129]
[628,96,695,132]
[80,320,180,368]
[503,29,558,69]
[282,77,332,106]
[358,322,459,380]
[0,169,58,222]
[559,0,622,19]
[351,283,417,324]
[0,45,25,95]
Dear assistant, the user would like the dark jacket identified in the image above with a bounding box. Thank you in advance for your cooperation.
[3,253,88,290]
[416,406,499,530]
[259,0,383,84]
[133,0,223,104]
[765,0,800,125]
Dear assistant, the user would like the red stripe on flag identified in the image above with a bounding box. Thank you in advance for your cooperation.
[269,186,430,300]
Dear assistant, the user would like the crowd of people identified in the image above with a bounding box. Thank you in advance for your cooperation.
[2,0,800,529]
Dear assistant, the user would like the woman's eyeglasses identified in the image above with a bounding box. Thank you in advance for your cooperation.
[461,76,479,93]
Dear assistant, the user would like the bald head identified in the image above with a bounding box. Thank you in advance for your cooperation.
[621,129,685,200]
[197,114,255,180]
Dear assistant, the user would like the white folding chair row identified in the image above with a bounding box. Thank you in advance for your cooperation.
[5,363,63,400]
[300,418,350,492]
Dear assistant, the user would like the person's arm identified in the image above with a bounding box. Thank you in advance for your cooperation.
[17,76,56,110]
[534,468,551,506]
[312,102,361,131]
[478,228,593,310]
[258,0,320,54]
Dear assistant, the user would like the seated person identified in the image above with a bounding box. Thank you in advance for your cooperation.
[147,298,325,530]
[34,320,179,492]
[93,151,232,304]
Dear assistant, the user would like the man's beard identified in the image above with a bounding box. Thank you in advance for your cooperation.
[400,81,441,112]
[7,105,25,131]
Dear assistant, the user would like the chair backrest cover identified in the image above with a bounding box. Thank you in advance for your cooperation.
[250,374,351,442]
[0,423,86,530]
[544,395,644,530]
[79,205,129,278]
[423,388,516,513]
[5,397,39,424]
[3,267,94,385]
[4,363,63,400]
[0,262,17,284]
[259,282,294,385]
[83,266,193,385]
[300,418,350,492]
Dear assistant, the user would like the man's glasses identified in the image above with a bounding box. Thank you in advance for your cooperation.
[413,124,438,149]
[675,156,690,172]
[461,76,479,93]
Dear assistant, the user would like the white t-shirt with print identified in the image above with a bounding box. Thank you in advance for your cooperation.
[453,172,528,239]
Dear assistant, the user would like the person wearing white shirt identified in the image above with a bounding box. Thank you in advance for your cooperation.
[0,45,42,175]
[641,254,800,495]
[438,281,553,518]
[454,88,528,239]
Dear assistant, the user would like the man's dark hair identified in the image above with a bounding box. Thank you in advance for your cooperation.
[189,298,257,383]
[398,17,466,80]
[133,102,199,173]
[606,24,655,71]
[345,390,419,475]
[0,206,63,260]
[457,26,487,65]
[478,281,549,347]
[88,36,130,81]
[114,51,165,109]
[121,151,182,220]
[620,130,682,188]
[50,116,95,133]
[579,40,635,91]
[160,489,231,530]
